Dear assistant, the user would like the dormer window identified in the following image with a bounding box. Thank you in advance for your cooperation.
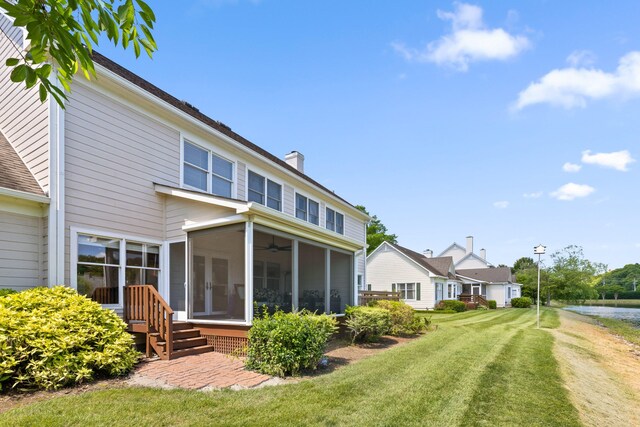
[183,140,234,198]
[248,170,282,211]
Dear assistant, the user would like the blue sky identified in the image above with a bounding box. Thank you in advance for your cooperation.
[96,1,640,269]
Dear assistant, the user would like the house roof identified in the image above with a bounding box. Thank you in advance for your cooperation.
[456,267,512,283]
[0,130,44,196]
[386,242,453,278]
[455,252,493,268]
[91,52,366,219]
[437,242,466,258]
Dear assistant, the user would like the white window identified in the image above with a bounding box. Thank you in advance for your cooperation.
[248,170,282,211]
[183,140,234,197]
[74,232,161,307]
[436,283,444,302]
[326,208,344,234]
[395,282,416,300]
[296,193,320,225]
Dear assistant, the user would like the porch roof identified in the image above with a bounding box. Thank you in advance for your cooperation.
[154,183,366,252]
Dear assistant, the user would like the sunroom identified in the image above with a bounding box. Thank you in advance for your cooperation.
[159,185,364,326]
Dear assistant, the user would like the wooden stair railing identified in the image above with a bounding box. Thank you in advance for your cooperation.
[458,293,489,308]
[359,290,401,306]
[124,285,174,360]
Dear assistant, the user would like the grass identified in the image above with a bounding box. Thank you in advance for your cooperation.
[593,316,640,346]
[0,308,579,427]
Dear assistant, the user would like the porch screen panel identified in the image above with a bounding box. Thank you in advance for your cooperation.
[329,250,352,314]
[169,242,186,311]
[298,242,326,313]
[188,224,246,322]
[253,230,293,314]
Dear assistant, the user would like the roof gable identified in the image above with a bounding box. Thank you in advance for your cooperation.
[380,242,449,278]
[437,242,466,258]
[455,252,492,268]
[0,131,44,196]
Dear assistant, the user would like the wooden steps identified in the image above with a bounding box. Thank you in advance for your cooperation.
[148,321,214,359]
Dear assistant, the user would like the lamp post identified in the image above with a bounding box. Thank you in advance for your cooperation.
[534,244,546,329]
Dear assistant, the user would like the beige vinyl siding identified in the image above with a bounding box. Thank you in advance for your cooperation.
[486,284,506,308]
[283,184,294,216]
[165,197,236,240]
[64,82,180,283]
[442,246,467,264]
[237,161,246,200]
[357,254,365,276]
[366,246,434,310]
[344,214,363,243]
[0,14,49,193]
[319,201,326,229]
[0,210,43,290]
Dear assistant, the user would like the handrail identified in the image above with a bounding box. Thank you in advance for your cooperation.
[459,293,489,307]
[359,290,401,305]
[124,285,174,358]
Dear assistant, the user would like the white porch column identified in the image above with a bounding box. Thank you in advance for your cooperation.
[245,220,254,324]
[325,248,330,314]
[292,240,299,310]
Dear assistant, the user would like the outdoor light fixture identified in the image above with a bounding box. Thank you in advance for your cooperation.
[534,244,546,329]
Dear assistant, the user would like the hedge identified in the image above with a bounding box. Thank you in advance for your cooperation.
[436,300,467,312]
[246,308,337,377]
[0,286,139,391]
[369,300,427,335]
[510,297,532,308]
[487,300,497,309]
[345,305,391,343]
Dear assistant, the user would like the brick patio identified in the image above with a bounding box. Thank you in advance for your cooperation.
[129,352,272,390]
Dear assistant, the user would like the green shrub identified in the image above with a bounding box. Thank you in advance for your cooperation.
[511,297,533,308]
[435,300,467,312]
[345,305,391,343]
[246,309,337,377]
[0,288,17,298]
[487,300,497,309]
[369,300,427,335]
[0,286,139,391]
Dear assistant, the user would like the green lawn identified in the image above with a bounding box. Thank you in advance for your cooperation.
[592,316,640,346]
[1,308,580,427]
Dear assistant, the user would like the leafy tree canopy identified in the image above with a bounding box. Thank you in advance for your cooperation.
[548,245,597,303]
[1,0,156,105]
[513,256,536,273]
[355,205,397,254]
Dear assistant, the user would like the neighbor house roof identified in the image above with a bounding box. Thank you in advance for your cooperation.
[387,242,453,278]
[0,130,45,196]
[456,267,512,283]
[91,52,366,219]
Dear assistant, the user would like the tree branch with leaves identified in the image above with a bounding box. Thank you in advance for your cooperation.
[0,0,156,106]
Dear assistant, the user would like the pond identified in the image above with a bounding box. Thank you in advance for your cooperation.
[565,305,640,327]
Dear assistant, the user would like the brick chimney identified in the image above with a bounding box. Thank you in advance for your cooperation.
[480,248,486,260]
[423,249,433,258]
[466,236,473,254]
[285,151,305,173]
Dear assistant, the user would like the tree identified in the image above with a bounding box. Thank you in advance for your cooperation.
[513,256,536,274]
[547,245,597,304]
[1,0,156,105]
[355,205,397,254]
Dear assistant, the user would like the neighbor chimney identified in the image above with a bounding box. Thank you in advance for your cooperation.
[285,151,305,173]
[423,249,433,258]
[480,248,486,260]
[466,236,473,254]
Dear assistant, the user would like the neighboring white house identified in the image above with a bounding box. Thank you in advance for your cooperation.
[366,242,460,310]
[438,236,493,269]
[367,240,522,309]
[457,268,521,308]
[0,11,368,352]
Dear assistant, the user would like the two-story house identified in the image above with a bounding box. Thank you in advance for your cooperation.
[0,13,368,356]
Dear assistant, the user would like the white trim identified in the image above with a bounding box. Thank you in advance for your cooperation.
[0,194,47,217]
[0,187,50,204]
[245,220,254,325]
[154,183,250,211]
[182,214,247,232]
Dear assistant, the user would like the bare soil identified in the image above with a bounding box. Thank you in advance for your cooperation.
[552,309,640,427]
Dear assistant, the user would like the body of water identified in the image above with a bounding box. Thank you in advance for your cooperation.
[565,305,640,327]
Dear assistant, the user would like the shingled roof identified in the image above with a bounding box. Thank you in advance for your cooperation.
[456,267,513,283]
[91,52,360,213]
[0,130,44,196]
[388,242,454,278]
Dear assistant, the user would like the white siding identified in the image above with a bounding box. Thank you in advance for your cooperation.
[165,197,236,240]
[237,161,246,200]
[486,284,506,308]
[366,246,434,310]
[344,214,362,243]
[64,82,180,283]
[0,14,49,192]
[283,184,294,216]
[441,246,467,264]
[0,210,43,290]
[456,257,489,269]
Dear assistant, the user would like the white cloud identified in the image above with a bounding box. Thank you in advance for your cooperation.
[581,149,635,171]
[550,183,595,201]
[562,162,582,173]
[566,50,597,67]
[514,51,640,110]
[493,200,510,209]
[392,3,530,71]
[523,191,543,199]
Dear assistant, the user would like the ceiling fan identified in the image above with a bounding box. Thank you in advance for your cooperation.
[256,236,292,253]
